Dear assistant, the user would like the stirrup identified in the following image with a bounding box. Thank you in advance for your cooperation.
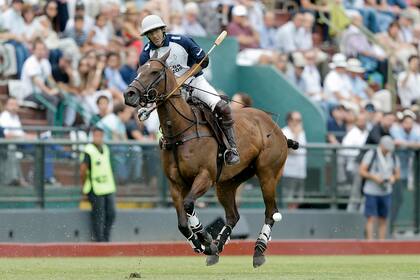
[223,148,240,166]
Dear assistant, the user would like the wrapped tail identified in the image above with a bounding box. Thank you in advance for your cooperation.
[287,138,299,150]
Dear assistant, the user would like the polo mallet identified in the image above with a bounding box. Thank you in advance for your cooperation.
[164,30,228,101]
[137,31,228,121]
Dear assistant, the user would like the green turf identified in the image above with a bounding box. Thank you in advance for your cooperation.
[1,255,420,280]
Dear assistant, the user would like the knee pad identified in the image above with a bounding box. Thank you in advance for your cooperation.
[214,100,231,116]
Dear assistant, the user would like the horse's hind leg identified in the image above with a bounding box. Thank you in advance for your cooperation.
[206,181,240,266]
[169,181,215,255]
[253,165,284,268]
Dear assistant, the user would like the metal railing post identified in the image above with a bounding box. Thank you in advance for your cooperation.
[414,150,420,234]
[330,147,338,209]
[34,142,46,209]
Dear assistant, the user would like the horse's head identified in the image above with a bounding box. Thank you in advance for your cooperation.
[124,50,172,108]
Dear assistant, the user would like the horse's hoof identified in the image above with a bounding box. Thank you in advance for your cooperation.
[198,230,213,246]
[253,256,266,268]
[204,243,218,256]
[206,254,220,266]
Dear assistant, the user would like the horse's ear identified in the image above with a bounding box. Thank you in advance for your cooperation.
[161,50,170,62]
[151,51,158,59]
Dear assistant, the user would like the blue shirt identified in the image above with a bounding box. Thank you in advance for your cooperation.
[390,125,420,179]
[349,76,369,101]
[139,33,206,77]
[104,68,127,92]
[120,65,137,85]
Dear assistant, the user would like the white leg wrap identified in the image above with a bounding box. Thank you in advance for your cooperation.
[258,224,272,243]
[187,210,203,232]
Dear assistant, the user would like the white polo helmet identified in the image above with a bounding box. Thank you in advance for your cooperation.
[141,15,166,35]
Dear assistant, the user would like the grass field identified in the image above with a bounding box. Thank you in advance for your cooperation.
[1,255,420,280]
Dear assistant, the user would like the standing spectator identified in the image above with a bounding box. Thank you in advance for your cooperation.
[397,55,420,108]
[281,111,307,209]
[21,39,61,126]
[390,113,420,231]
[182,2,206,37]
[80,126,116,242]
[226,5,259,51]
[343,113,369,212]
[360,136,400,240]
[0,97,31,186]
[275,12,303,54]
[365,112,395,145]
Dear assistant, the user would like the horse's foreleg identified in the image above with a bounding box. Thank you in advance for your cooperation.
[183,170,217,255]
[206,182,240,266]
[170,182,211,254]
[253,168,283,268]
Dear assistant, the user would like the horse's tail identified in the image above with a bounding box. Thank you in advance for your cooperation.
[286,138,299,150]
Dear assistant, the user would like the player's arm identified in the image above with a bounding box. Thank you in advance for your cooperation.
[176,36,209,85]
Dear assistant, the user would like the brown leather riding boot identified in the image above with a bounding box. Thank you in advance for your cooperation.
[223,126,240,165]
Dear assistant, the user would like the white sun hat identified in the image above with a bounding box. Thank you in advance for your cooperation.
[329,53,348,69]
[346,58,365,73]
[232,5,248,17]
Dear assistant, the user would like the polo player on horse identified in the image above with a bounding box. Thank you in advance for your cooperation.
[138,15,240,166]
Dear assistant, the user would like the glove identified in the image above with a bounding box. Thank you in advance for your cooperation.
[138,108,151,121]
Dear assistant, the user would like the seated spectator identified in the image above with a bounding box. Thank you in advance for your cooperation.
[182,2,206,37]
[287,55,307,93]
[231,92,253,110]
[259,11,277,50]
[346,58,373,106]
[104,52,127,99]
[94,95,111,121]
[327,104,347,144]
[64,15,89,50]
[398,9,416,44]
[0,0,30,78]
[324,53,355,109]
[302,50,325,103]
[21,39,62,125]
[281,111,307,209]
[341,11,387,75]
[65,1,94,35]
[275,12,303,54]
[273,53,291,76]
[376,20,417,71]
[120,47,138,85]
[295,12,314,52]
[363,0,395,32]
[397,55,420,108]
[21,3,41,46]
[87,13,112,51]
[168,12,185,34]
[122,2,143,54]
[227,5,259,51]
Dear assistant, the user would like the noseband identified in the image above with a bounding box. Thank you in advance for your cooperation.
[131,58,169,107]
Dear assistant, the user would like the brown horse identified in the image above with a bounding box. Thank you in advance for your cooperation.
[124,51,297,267]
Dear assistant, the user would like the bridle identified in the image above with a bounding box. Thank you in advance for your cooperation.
[130,58,170,107]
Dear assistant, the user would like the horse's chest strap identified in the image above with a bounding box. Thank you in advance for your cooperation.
[159,131,213,150]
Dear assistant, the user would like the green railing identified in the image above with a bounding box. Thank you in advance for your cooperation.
[0,140,419,232]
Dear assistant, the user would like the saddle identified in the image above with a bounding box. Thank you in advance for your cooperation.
[159,96,228,182]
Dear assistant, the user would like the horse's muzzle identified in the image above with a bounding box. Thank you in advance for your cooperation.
[124,88,139,108]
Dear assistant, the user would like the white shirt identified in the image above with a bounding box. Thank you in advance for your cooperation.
[295,27,313,51]
[302,65,322,101]
[324,70,353,103]
[65,14,94,34]
[282,126,307,179]
[0,111,24,138]
[276,21,298,53]
[397,71,420,108]
[0,8,25,35]
[20,55,52,98]
[91,25,110,46]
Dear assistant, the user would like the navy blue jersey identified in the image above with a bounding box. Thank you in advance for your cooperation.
[139,34,206,77]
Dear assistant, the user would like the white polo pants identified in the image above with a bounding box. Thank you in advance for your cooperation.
[184,75,221,111]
